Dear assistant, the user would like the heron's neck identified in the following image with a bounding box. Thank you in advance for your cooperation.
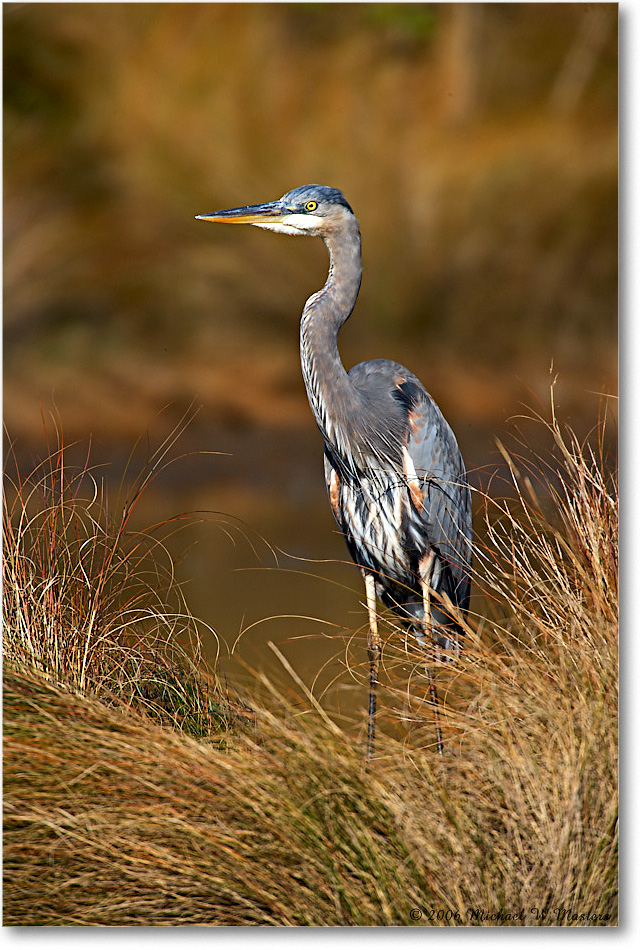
[300,222,363,453]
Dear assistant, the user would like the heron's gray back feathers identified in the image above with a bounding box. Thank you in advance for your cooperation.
[324,358,472,625]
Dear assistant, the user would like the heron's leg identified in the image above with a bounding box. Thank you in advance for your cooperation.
[363,571,381,761]
[419,552,443,756]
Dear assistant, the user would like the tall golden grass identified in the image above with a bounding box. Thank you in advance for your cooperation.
[3,402,617,925]
[2,416,231,737]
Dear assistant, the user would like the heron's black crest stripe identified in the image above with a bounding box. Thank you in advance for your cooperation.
[282,184,354,214]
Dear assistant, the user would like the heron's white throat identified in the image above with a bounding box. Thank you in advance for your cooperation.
[253,213,324,235]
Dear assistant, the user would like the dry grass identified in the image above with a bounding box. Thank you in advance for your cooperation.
[3,415,231,737]
[3,402,617,925]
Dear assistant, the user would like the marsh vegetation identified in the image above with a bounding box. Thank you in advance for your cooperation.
[3,405,618,925]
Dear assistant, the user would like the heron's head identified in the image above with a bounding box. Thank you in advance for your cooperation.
[196,184,355,238]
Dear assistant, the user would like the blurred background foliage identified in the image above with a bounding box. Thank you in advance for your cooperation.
[4,2,617,443]
[3,3,618,679]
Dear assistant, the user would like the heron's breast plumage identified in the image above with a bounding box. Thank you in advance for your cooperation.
[325,451,431,592]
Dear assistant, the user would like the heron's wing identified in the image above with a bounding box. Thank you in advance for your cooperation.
[336,359,472,612]
[393,375,473,609]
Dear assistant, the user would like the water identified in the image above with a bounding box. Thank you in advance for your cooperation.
[90,412,508,732]
[7,380,615,733]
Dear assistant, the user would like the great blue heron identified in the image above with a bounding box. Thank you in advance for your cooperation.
[197,185,472,758]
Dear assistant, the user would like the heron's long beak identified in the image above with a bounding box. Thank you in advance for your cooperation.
[196,200,287,225]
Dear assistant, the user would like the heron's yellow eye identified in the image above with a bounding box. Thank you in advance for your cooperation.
[305,200,318,212]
